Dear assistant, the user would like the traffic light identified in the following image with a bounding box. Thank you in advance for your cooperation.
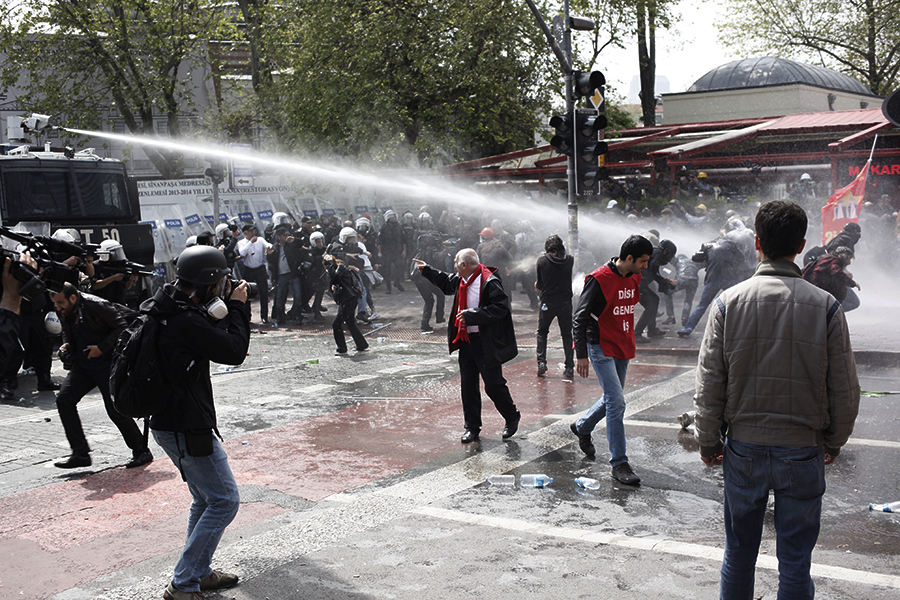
[574,111,608,195]
[573,70,605,98]
[548,113,574,156]
[205,166,225,185]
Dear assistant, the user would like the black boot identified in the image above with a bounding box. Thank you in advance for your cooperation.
[37,374,60,391]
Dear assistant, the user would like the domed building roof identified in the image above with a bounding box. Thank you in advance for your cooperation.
[688,57,873,95]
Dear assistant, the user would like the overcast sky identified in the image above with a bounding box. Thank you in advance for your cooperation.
[598,0,739,103]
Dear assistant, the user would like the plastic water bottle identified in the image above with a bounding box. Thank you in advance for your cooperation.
[520,474,553,488]
[869,501,900,513]
[574,477,601,490]
[541,303,548,311]
[485,475,515,485]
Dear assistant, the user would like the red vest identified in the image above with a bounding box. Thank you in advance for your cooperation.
[589,264,641,360]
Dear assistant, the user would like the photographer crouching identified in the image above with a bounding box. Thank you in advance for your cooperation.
[50,282,153,468]
[143,245,250,599]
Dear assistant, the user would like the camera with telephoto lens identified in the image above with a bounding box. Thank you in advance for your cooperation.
[0,226,85,300]
[227,277,258,299]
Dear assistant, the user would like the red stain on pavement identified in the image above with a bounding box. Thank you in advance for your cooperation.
[0,359,675,599]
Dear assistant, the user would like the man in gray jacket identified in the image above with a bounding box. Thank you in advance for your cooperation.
[694,200,859,600]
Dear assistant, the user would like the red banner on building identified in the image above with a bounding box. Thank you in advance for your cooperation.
[821,159,870,245]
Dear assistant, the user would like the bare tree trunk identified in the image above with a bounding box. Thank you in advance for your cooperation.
[637,0,657,127]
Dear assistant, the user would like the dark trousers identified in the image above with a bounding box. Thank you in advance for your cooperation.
[536,302,573,369]
[332,300,368,353]
[635,286,660,335]
[414,278,445,328]
[382,252,405,289]
[458,335,518,433]
[56,367,145,457]
[242,264,269,322]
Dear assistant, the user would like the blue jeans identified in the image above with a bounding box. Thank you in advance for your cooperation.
[842,287,859,312]
[684,279,739,331]
[575,343,629,466]
[153,430,240,593]
[720,439,825,600]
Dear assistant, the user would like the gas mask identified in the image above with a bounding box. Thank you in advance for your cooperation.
[196,278,229,320]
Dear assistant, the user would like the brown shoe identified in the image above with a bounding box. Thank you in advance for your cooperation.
[199,569,239,590]
[163,582,206,599]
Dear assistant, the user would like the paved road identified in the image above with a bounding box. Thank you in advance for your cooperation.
[1,283,899,600]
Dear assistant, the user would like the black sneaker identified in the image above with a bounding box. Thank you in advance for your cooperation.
[648,329,667,338]
[611,462,641,485]
[570,422,596,457]
[537,361,548,377]
[563,367,574,380]
[635,335,651,344]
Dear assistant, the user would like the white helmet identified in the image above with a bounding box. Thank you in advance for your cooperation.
[418,212,432,228]
[355,217,371,233]
[800,173,812,181]
[99,239,126,261]
[52,228,81,244]
[185,235,197,248]
[44,311,62,335]
[339,227,358,244]
[310,231,325,248]
[272,212,292,227]
[215,223,232,239]
[403,212,415,225]
[384,210,397,222]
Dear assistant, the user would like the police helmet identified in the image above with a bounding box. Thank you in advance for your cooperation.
[99,239,126,262]
[310,231,325,247]
[185,235,198,248]
[176,245,229,286]
[384,210,397,222]
[52,228,81,244]
[215,223,232,239]
[272,212,292,227]
[659,239,677,258]
[339,227,358,244]
[355,217,371,233]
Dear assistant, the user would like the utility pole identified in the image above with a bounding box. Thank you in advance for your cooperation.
[523,0,598,267]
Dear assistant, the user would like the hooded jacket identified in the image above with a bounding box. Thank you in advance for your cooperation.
[146,283,250,432]
[535,251,574,308]
[421,264,517,368]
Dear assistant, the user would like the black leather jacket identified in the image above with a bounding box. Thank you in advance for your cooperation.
[60,292,127,367]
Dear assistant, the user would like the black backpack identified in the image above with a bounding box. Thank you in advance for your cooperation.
[110,311,175,423]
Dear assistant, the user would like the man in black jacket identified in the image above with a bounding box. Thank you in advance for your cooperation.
[146,245,250,600]
[635,239,677,343]
[414,248,521,443]
[49,282,151,469]
[267,226,306,325]
[535,234,574,378]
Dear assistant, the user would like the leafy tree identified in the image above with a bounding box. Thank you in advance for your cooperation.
[276,0,555,166]
[718,0,900,96]
[0,0,234,178]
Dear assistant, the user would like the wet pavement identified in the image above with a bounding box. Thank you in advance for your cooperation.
[1,283,900,600]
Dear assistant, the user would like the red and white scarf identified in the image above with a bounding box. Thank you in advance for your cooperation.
[452,264,491,344]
